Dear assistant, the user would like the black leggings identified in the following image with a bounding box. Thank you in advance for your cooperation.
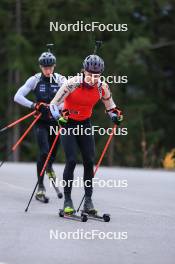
[35,121,59,186]
[61,119,95,197]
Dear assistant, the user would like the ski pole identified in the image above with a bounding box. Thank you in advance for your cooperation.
[40,128,63,199]
[93,124,117,176]
[0,110,36,133]
[40,128,61,177]
[24,128,61,212]
[25,181,39,212]
[77,124,117,212]
[0,114,41,167]
[12,113,41,152]
[50,178,63,199]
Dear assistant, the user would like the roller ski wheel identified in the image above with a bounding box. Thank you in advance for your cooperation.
[103,214,111,222]
[81,213,88,222]
[35,193,49,203]
[81,210,110,222]
[59,209,64,217]
[57,192,63,199]
[59,209,88,222]
[51,179,63,199]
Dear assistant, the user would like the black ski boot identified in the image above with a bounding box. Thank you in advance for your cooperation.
[35,184,49,203]
[83,196,97,215]
[63,193,75,214]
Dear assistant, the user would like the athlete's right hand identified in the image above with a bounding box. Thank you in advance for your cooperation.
[31,102,49,117]
[49,104,70,125]
[58,109,69,126]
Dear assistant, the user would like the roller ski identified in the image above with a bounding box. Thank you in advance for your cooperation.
[35,185,49,203]
[81,196,110,222]
[46,168,63,199]
[59,195,88,222]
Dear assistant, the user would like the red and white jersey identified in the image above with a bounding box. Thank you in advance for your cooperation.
[51,75,116,121]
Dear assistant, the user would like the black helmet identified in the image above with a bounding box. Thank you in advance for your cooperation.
[38,52,56,67]
[83,54,104,73]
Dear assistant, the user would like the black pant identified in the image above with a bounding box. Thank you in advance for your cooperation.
[35,120,59,186]
[61,119,95,197]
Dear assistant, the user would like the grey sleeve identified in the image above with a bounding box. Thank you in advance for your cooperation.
[60,75,67,86]
[14,76,37,108]
[50,76,81,105]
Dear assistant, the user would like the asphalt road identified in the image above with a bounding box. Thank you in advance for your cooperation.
[0,163,175,264]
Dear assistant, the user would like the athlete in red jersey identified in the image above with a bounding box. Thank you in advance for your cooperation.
[50,54,123,214]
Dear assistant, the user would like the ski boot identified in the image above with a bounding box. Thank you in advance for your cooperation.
[83,196,97,215]
[35,185,49,203]
[82,196,110,222]
[63,194,75,214]
[46,167,56,182]
[59,194,88,222]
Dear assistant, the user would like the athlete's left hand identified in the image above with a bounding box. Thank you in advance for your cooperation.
[58,109,69,126]
[108,107,123,125]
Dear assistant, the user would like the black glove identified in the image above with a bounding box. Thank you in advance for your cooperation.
[107,107,123,125]
[31,102,50,118]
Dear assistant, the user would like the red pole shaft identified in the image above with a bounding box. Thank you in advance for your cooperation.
[40,129,61,177]
[8,110,36,128]
[0,110,36,132]
[94,124,117,175]
[12,114,41,152]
